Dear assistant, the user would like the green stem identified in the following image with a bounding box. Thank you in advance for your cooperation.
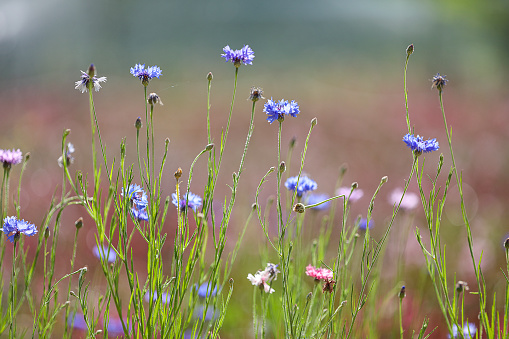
[10,242,16,339]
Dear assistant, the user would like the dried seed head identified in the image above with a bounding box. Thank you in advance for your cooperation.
[175,168,182,180]
[293,203,305,213]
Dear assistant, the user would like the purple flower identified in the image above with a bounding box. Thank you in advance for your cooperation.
[284,175,317,197]
[194,305,216,321]
[263,98,300,124]
[74,65,107,93]
[305,193,330,210]
[144,291,171,304]
[172,192,202,212]
[403,134,439,155]
[93,245,117,263]
[221,45,255,67]
[449,322,476,339]
[432,73,448,90]
[0,149,23,167]
[1,216,38,243]
[107,318,126,335]
[122,184,148,210]
[130,64,162,86]
[67,313,87,331]
[358,218,373,231]
[130,207,149,222]
[196,282,218,298]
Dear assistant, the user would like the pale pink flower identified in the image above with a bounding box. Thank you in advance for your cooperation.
[247,263,279,294]
[336,187,364,202]
[388,188,419,211]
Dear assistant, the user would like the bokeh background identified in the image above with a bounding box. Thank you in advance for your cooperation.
[1,0,509,337]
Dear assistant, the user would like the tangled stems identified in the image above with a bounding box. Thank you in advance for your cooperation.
[437,89,488,331]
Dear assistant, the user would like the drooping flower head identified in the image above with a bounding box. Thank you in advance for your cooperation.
[431,73,448,91]
[196,282,218,298]
[1,216,38,243]
[305,193,330,210]
[403,133,439,156]
[172,192,202,212]
[285,175,317,197]
[247,263,280,294]
[264,98,300,124]
[449,322,476,339]
[58,143,75,168]
[130,64,162,86]
[0,149,23,168]
[305,265,333,281]
[75,64,107,93]
[221,45,255,67]
[358,218,374,231]
[93,245,117,263]
[121,184,148,210]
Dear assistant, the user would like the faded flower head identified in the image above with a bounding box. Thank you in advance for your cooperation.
[449,322,476,339]
[0,149,23,168]
[172,192,202,212]
[148,92,163,106]
[130,64,162,86]
[264,98,300,124]
[284,175,317,197]
[93,245,117,263]
[58,143,75,168]
[403,133,439,156]
[247,263,280,294]
[388,188,419,211]
[74,64,107,93]
[221,45,255,67]
[431,73,448,91]
[249,87,264,102]
[1,216,38,243]
[336,186,364,203]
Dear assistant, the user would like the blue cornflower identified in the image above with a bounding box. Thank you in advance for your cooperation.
[75,64,107,93]
[449,322,476,339]
[1,216,38,243]
[130,64,162,86]
[285,175,317,197]
[122,184,148,210]
[144,291,171,304]
[196,282,218,298]
[194,305,217,321]
[67,313,87,331]
[172,192,202,212]
[358,218,374,231]
[221,45,255,67]
[93,245,117,263]
[432,73,448,90]
[58,143,75,168]
[305,193,331,210]
[264,98,300,124]
[403,133,439,155]
[131,207,149,222]
[0,149,23,168]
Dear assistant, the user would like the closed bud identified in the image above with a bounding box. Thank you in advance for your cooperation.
[504,238,509,250]
[399,285,406,299]
[44,226,50,239]
[351,182,358,189]
[87,64,96,77]
[175,168,182,180]
[251,203,258,210]
[207,72,213,81]
[25,152,30,161]
[381,176,388,184]
[64,129,71,137]
[456,281,469,293]
[279,161,286,173]
[293,203,305,213]
[135,117,142,130]
[206,143,214,151]
[165,138,170,147]
[75,217,83,229]
[311,117,317,127]
[406,44,414,56]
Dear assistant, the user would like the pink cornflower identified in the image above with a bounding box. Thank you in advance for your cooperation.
[336,186,364,202]
[305,265,333,281]
[388,188,419,211]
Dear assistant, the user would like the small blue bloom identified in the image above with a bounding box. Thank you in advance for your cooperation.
[285,175,317,197]
[93,245,117,263]
[305,193,331,210]
[263,98,300,124]
[107,318,126,335]
[432,73,448,90]
[403,134,439,155]
[1,216,38,243]
[144,291,171,304]
[194,305,216,321]
[122,184,148,210]
[358,218,374,231]
[449,322,476,339]
[196,282,218,298]
[131,207,149,222]
[67,313,87,331]
[75,65,107,93]
[130,64,162,86]
[172,192,202,212]
[0,149,23,167]
[221,45,255,67]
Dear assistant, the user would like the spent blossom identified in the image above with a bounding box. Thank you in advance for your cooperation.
[130,64,162,86]
[172,192,202,212]
[264,98,300,124]
[403,133,439,155]
[1,216,38,243]
[247,263,280,294]
[74,64,107,93]
[58,143,75,168]
[431,73,448,90]
[285,175,317,197]
[221,45,255,67]
[0,149,23,168]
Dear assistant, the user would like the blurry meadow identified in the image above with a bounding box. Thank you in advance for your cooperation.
[1,0,509,338]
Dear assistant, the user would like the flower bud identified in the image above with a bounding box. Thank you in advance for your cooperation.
[87,64,96,77]
[311,117,317,127]
[406,44,414,56]
[399,285,406,299]
[279,161,286,173]
[381,176,388,184]
[351,182,358,189]
[75,217,83,229]
[504,238,509,250]
[293,203,305,213]
[175,168,182,180]
[44,226,50,239]
[206,143,214,151]
[135,117,142,130]
[207,72,213,81]
[456,281,469,293]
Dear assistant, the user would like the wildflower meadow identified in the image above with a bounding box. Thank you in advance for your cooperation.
[1,43,508,339]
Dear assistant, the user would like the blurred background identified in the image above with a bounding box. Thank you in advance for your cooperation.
[1,0,509,337]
